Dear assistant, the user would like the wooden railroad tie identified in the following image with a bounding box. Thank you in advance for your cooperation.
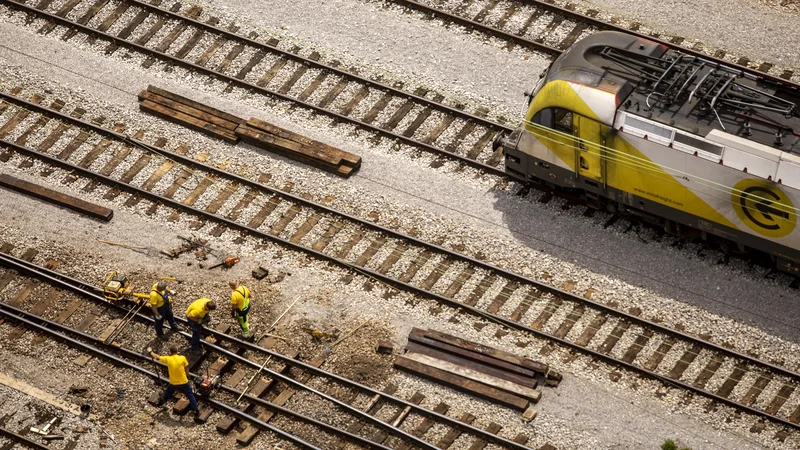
[137,85,361,177]
[396,328,561,416]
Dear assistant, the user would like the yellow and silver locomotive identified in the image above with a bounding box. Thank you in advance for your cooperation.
[497,31,800,274]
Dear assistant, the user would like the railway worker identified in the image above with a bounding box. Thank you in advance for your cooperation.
[185,298,217,350]
[150,281,179,341]
[148,346,200,417]
[228,280,252,340]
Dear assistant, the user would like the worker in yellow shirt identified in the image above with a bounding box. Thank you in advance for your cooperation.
[228,280,252,340]
[149,281,179,340]
[186,298,216,350]
[148,346,199,416]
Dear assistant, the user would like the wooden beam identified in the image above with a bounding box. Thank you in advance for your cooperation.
[394,356,529,410]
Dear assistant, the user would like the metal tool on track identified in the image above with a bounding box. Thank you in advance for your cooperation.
[101,271,175,344]
[207,256,240,270]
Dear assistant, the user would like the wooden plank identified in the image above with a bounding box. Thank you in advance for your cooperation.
[402,94,444,137]
[394,356,529,410]
[487,281,517,314]
[420,259,451,291]
[395,403,449,450]
[422,116,456,144]
[318,75,349,108]
[741,374,772,406]
[278,52,320,94]
[362,92,394,124]
[467,423,502,450]
[716,364,746,398]
[298,60,338,102]
[332,384,399,449]
[96,3,129,33]
[443,266,474,298]
[247,195,281,229]
[437,412,476,449]
[765,384,794,415]
[668,344,702,379]
[406,341,536,388]
[509,289,538,322]
[643,339,673,371]
[235,353,327,445]
[398,250,432,283]
[598,322,631,354]
[139,101,238,144]
[311,221,343,252]
[463,274,496,307]
[7,287,59,340]
[354,237,387,267]
[621,329,653,364]
[553,305,585,339]
[269,204,302,236]
[257,57,291,87]
[117,154,152,185]
[138,90,240,131]
[234,50,266,80]
[692,355,724,389]
[371,392,424,443]
[404,352,540,402]
[0,95,43,138]
[0,175,112,220]
[145,86,242,125]
[531,298,563,330]
[335,231,363,260]
[424,329,548,374]
[31,298,80,345]
[289,214,320,243]
[0,248,37,293]
[216,42,245,74]
[408,329,536,378]
[377,243,407,274]
[340,86,370,116]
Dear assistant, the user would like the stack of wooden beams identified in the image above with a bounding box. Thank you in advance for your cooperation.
[395,328,561,418]
[137,86,243,144]
[236,118,361,177]
[137,86,362,178]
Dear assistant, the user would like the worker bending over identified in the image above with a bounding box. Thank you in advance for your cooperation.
[229,280,252,340]
[150,281,179,340]
[148,346,199,417]
[186,298,216,350]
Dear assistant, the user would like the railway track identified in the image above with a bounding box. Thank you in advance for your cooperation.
[390,0,800,86]
[3,88,800,439]
[0,249,538,449]
[0,0,522,175]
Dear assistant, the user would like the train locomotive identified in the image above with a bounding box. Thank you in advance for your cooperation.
[496,31,800,275]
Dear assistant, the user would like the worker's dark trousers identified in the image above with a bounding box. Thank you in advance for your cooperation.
[154,304,178,337]
[189,320,203,349]
[163,382,198,413]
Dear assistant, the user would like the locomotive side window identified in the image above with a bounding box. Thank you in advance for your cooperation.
[554,109,573,133]
[532,109,554,128]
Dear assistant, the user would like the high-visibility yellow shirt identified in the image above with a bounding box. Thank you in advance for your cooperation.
[159,354,189,385]
[230,286,250,310]
[186,298,211,320]
[149,283,170,308]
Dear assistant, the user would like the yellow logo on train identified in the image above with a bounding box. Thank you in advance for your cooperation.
[731,179,796,238]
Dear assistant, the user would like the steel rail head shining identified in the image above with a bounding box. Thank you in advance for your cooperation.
[2,0,508,175]
[0,252,532,450]
[0,304,324,450]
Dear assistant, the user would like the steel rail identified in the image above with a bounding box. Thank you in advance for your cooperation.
[0,302,392,450]
[0,257,445,450]
[0,305,390,450]
[515,0,800,90]
[2,0,508,176]
[2,133,800,430]
[391,0,800,92]
[0,427,49,450]
[0,252,532,450]
[121,0,509,131]
[0,304,324,450]
[2,90,795,389]
[391,0,562,55]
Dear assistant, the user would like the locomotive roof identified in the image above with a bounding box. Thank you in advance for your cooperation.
[546,31,800,153]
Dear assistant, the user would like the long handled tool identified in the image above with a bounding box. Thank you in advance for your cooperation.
[236,295,302,403]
